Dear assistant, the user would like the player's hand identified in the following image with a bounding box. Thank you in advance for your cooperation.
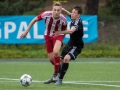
[20,31,28,39]
[53,31,61,36]
[62,8,65,11]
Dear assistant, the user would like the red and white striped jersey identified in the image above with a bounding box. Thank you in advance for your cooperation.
[37,11,67,37]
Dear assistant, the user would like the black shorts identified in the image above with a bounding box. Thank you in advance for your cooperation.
[61,44,83,60]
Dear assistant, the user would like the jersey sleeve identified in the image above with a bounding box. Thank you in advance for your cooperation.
[37,12,44,20]
[72,19,83,32]
[69,15,79,31]
[60,14,67,30]
[72,20,79,31]
[37,11,49,20]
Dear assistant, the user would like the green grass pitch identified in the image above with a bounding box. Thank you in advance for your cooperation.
[0,58,120,90]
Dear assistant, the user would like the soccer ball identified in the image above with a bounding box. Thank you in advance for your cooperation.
[20,74,32,87]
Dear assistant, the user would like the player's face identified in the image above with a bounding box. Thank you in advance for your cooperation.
[71,9,80,20]
[52,6,62,19]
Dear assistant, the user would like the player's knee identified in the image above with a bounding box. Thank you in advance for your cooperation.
[48,55,54,61]
[63,55,70,63]
[63,58,69,63]
[53,50,59,56]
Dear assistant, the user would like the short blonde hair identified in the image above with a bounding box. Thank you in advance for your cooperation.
[53,2,62,7]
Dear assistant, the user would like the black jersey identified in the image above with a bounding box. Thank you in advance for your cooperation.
[68,18,84,47]
[61,17,84,60]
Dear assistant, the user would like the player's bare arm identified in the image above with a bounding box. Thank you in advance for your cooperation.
[62,8,71,16]
[54,27,76,36]
[20,17,38,39]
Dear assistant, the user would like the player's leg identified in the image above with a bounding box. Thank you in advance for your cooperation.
[44,36,54,65]
[59,58,63,74]
[44,35,63,84]
[50,40,62,82]
[52,35,64,81]
[55,54,70,85]
[55,44,70,85]
[53,40,62,73]
[44,36,55,84]
[47,52,54,65]
[55,46,83,85]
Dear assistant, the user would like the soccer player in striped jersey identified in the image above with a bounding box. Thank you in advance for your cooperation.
[54,5,84,85]
[20,2,67,84]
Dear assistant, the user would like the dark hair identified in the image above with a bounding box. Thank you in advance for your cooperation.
[73,5,82,14]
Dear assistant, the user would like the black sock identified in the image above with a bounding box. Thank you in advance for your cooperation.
[59,63,69,79]
[59,63,63,74]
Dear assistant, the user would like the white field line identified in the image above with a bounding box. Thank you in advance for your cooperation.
[0,78,42,82]
[0,78,19,81]
[65,81,120,83]
[1,78,120,82]
[0,78,120,88]
[67,82,120,88]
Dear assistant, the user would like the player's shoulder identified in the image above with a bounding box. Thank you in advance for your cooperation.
[60,14,66,19]
[76,18,83,25]
[42,10,52,16]
[79,18,83,22]
[60,14,67,22]
[44,10,52,13]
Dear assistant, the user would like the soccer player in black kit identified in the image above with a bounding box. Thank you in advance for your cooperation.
[54,5,84,85]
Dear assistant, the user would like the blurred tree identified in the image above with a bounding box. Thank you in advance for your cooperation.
[0,0,46,15]
[106,0,120,16]
[84,0,99,15]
